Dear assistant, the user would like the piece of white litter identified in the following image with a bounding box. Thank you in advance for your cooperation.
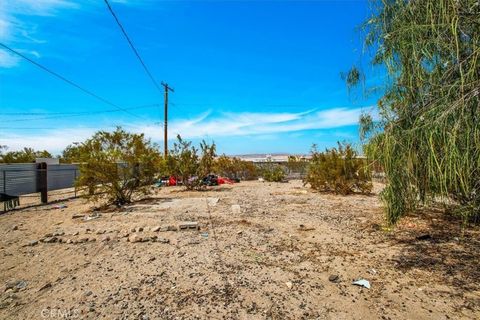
[207,197,219,207]
[352,279,371,289]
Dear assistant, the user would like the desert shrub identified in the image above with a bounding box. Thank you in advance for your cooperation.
[352,0,480,225]
[214,155,258,180]
[167,135,216,190]
[65,127,163,205]
[262,164,286,182]
[304,143,372,195]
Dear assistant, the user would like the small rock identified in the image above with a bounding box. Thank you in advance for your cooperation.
[12,225,18,231]
[101,236,110,242]
[285,281,293,289]
[166,226,178,232]
[38,282,52,291]
[156,238,170,244]
[66,239,73,244]
[179,222,199,230]
[25,240,38,247]
[136,227,144,232]
[328,275,340,283]
[42,237,57,243]
[231,204,241,214]
[128,234,142,243]
[84,290,93,297]
[72,231,79,236]
[53,231,65,236]
[151,226,161,232]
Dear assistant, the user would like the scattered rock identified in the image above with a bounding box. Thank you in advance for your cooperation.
[128,234,142,243]
[179,222,199,230]
[231,205,241,214]
[42,237,58,243]
[5,280,27,291]
[25,240,38,247]
[53,230,64,236]
[84,290,93,297]
[101,235,110,242]
[12,225,18,231]
[329,275,340,283]
[136,227,144,232]
[285,281,293,289]
[66,239,73,244]
[151,226,161,232]
[38,282,52,292]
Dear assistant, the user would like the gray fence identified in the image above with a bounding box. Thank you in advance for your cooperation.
[0,163,80,199]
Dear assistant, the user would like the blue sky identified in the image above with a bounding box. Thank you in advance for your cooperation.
[0,0,382,155]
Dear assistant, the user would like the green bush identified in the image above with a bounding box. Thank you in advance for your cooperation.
[305,143,372,195]
[65,127,164,205]
[262,165,286,182]
[214,155,258,180]
[167,135,216,190]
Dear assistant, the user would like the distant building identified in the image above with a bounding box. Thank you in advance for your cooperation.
[35,158,60,165]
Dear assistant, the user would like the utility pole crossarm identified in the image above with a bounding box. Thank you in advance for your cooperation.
[161,82,174,157]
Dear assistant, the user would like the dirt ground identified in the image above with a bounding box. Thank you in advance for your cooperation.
[0,180,479,320]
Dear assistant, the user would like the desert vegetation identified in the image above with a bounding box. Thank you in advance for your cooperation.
[304,143,372,195]
[349,0,479,225]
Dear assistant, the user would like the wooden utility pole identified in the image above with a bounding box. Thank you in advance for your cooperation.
[161,82,174,157]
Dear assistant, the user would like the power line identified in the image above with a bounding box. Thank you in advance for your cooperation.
[0,123,164,131]
[0,42,147,120]
[2,104,160,122]
[104,0,163,95]
[0,104,158,116]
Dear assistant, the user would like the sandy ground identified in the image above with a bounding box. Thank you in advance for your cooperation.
[0,180,479,320]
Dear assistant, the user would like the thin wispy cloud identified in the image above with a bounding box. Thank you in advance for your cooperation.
[0,0,78,67]
[0,107,370,153]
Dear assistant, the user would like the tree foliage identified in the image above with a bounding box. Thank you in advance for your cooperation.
[356,0,480,224]
[0,147,53,163]
[304,143,372,195]
[65,128,163,205]
[167,135,217,190]
[262,162,286,182]
[214,155,259,180]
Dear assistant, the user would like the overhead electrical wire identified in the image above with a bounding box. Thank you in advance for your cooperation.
[0,42,148,120]
[1,104,159,116]
[1,104,160,122]
[104,0,164,95]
